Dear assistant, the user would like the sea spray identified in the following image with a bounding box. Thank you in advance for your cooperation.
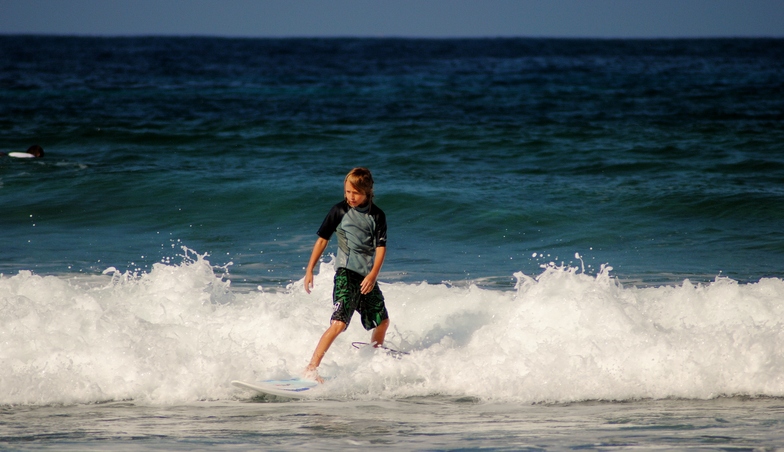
[2,251,784,405]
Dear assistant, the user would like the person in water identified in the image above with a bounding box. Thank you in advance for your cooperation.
[304,167,389,382]
[1,145,45,158]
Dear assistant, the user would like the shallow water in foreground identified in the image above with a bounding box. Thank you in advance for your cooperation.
[3,397,784,450]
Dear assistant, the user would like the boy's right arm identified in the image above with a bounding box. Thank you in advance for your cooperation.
[304,237,329,294]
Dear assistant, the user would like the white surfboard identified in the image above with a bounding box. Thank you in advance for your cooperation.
[232,378,320,399]
[8,152,35,159]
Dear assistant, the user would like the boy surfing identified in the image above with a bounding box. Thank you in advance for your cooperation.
[304,167,389,382]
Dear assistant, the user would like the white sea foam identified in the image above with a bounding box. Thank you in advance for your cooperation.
[2,249,784,405]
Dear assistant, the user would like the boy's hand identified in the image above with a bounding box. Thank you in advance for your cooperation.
[304,238,329,295]
[304,271,314,294]
[360,274,376,294]
[361,247,385,294]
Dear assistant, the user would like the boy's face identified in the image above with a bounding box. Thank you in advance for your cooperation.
[344,181,368,208]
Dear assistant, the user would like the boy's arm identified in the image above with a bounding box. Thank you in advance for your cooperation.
[304,237,329,294]
[360,246,386,295]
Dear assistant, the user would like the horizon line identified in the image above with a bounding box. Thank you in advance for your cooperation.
[3,33,783,40]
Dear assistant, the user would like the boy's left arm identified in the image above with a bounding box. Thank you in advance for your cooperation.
[360,246,386,294]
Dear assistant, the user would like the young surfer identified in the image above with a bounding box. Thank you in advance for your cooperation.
[304,167,389,382]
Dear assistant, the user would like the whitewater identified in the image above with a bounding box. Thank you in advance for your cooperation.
[3,248,783,407]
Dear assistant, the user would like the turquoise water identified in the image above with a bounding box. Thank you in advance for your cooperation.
[2,37,783,287]
[2,37,784,449]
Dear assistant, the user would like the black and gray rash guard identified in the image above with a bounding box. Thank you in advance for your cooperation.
[317,200,387,276]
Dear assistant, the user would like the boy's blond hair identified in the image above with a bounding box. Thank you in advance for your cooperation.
[344,167,374,201]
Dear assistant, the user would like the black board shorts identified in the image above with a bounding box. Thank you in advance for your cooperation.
[331,267,388,330]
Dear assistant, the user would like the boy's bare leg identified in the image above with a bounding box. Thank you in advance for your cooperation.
[370,318,389,347]
[305,320,346,383]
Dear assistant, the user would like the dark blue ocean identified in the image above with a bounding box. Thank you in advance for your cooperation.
[2,36,784,450]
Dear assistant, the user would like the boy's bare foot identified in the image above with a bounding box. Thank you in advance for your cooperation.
[304,366,324,384]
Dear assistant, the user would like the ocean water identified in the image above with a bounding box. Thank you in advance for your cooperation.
[2,36,784,450]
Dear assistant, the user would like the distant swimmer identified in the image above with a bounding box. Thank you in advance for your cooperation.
[1,145,45,159]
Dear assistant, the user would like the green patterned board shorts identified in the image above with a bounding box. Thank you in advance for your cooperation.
[331,267,389,331]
